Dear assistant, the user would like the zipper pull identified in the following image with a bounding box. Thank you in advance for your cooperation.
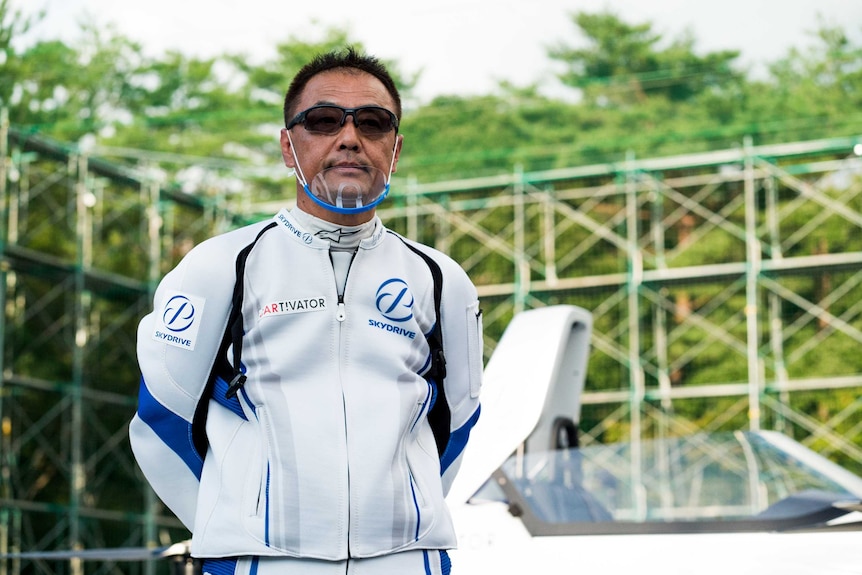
[337,301,346,322]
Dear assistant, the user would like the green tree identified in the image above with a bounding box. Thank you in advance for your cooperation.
[4,5,860,191]
[0,0,38,108]
[741,20,862,142]
[231,28,419,113]
[548,10,743,107]
[2,20,148,142]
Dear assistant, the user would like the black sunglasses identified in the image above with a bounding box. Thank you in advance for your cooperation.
[286,105,399,136]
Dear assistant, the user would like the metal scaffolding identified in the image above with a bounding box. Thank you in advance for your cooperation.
[1,113,861,572]
[372,135,862,469]
[0,120,241,574]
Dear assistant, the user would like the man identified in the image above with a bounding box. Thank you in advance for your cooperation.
[129,47,483,575]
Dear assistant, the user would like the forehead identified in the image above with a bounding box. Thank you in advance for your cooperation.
[298,69,396,111]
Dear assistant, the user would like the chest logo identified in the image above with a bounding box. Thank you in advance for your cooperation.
[375,278,414,322]
[259,297,327,319]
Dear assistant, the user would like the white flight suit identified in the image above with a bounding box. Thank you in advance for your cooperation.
[130,208,483,574]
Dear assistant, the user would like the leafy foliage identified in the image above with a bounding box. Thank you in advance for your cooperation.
[549,10,744,106]
[3,6,860,189]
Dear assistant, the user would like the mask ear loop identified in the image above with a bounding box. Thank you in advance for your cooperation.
[385,137,399,186]
[377,136,399,205]
[285,129,309,189]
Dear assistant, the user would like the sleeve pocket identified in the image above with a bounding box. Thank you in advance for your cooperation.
[465,300,483,398]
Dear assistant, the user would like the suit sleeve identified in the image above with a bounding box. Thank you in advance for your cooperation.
[128,233,242,529]
[435,256,483,495]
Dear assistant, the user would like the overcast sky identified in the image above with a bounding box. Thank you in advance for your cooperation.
[19,0,862,102]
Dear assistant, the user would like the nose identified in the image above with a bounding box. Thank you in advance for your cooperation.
[336,114,361,150]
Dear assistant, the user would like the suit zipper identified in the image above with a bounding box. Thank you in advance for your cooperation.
[331,248,355,554]
[337,297,346,322]
[330,248,356,322]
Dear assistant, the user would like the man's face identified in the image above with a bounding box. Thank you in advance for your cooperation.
[280,69,403,224]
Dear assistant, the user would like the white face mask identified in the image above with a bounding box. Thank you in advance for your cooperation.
[286,130,398,215]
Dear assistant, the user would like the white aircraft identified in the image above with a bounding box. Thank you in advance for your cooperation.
[446,305,862,575]
[5,305,861,574]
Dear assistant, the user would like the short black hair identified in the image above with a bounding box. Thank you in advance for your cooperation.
[283,46,402,128]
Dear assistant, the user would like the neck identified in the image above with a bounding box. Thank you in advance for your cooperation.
[291,206,377,249]
[295,188,376,226]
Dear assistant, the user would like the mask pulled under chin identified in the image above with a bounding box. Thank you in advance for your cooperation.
[304,165,390,214]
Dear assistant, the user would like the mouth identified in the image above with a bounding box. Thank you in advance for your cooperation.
[307,164,390,212]
[325,164,371,178]
[327,160,369,169]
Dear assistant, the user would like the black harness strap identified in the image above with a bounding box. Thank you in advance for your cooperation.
[192,221,277,458]
[225,222,278,398]
[391,234,450,458]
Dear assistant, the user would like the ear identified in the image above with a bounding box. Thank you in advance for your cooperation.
[390,134,404,174]
[280,129,296,168]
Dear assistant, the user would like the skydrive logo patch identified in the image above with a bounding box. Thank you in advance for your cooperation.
[370,278,417,339]
[153,290,206,350]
